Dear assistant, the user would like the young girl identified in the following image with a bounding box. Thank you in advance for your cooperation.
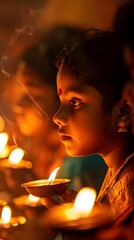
[53,29,134,226]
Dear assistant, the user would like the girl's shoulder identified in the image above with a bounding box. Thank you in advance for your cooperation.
[107,169,134,225]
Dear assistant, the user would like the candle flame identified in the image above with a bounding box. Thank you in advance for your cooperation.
[28,194,40,203]
[0,132,8,152]
[9,148,24,164]
[73,187,97,217]
[1,206,11,223]
[48,167,60,184]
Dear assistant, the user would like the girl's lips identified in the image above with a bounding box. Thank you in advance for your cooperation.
[60,134,72,142]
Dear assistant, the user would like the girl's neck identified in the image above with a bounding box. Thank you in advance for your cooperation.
[102,146,133,175]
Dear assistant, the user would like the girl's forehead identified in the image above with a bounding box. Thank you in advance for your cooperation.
[57,66,62,96]
[57,67,89,97]
[58,84,62,96]
[57,65,78,94]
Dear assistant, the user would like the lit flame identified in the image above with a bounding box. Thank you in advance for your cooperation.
[73,187,97,217]
[48,167,60,184]
[28,194,40,203]
[0,132,8,152]
[9,148,24,164]
[1,206,11,223]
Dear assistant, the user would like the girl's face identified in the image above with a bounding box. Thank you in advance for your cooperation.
[53,65,117,157]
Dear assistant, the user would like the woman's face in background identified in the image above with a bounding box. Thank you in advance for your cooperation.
[13,64,59,137]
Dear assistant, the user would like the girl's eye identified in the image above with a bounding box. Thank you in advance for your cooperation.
[69,98,81,107]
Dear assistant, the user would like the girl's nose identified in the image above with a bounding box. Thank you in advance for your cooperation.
[53,106,67,126]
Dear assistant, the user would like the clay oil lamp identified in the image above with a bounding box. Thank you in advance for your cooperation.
[44,187,114,240]
[13,194,46,218]
[0,205,26,228]
[0,205,26,231]
[21,167,71,198]
[0,147,32,169]
[0,205,26,239]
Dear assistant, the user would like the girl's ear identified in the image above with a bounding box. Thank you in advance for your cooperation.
[122,81,134,116]
[117,82,134,132]
[118,95,134,132]
[118,81,134,132]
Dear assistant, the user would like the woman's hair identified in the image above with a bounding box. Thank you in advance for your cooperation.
[17,26,83,86]
[57,29,129,112]
[113,0,134,50]
[16,40,58,86]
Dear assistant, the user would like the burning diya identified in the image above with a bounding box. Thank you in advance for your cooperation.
[0,205,26,229]
[13,194,46,218]
[0,132,10,159]
[44,187,114,232]
[13,194,44,209]
[21,167,71,197]
[0,147,32,169]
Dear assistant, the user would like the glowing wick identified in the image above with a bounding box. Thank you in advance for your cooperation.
[65,187,97,220]
[48,167,60,184]
[0,132,8,152]
[9,148,24,164]
[1,206,11,223]
[73,187,97,216]
[28,194,40,203]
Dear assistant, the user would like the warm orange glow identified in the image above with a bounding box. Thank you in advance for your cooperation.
[0,132,8,152]
[0,146,9,158]
[1,206,11,223]
[48,167,60,183]
[64,187,97,220]
[0,116,5,132]
[73,187,97,216]
[27,194,40,203]
[9,148,24,164]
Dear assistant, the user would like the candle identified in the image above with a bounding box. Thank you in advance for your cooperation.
[0,206,26,229]
[13,194,43,208]
[44,187,114,231]
[0,147,32,169]
[25,194,40,206]
[9,148,24,164]
[21,167,71,197]
[0,132,9,158]
[13,194,46,219]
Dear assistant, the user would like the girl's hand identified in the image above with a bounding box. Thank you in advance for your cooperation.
[42,188,78,208]
[59,188,77,202]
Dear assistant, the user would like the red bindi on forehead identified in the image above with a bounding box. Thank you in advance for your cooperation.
[57,65,64,95]
[58,87,62,95]
[57,77,62,95]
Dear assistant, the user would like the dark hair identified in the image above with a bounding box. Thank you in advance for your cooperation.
[17,41,58,86]
[113,0,134,50]
[57,29,129,112]
[17,26,83,86]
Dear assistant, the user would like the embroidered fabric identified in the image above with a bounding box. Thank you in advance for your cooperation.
[96,153,134,224]
[107,170,134,218]
[96,153,134,204]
